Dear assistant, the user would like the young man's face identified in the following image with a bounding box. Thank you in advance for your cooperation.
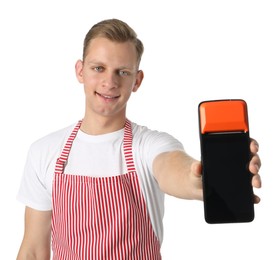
[75,37,143,120]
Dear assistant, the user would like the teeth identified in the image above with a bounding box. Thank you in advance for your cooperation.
[96,92,119,99]
[103,95,115,99]
[98,93,118,99]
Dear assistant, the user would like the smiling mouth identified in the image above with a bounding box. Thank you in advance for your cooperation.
[96,92,120,100]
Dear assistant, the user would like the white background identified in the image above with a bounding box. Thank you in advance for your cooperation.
[1,0,278,259]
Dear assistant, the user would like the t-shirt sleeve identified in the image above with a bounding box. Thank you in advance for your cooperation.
[17,145,52,211]
[149,133,184,168]
[138,127,185,173]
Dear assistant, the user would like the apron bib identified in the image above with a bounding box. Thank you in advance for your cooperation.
[51,120,161,259]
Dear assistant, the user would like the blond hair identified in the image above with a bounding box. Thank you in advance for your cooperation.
[83,18,144,65]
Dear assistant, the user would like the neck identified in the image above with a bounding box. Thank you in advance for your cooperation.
[80,114,126,135]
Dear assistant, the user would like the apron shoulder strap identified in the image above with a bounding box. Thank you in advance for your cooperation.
[123,119,136,172]
[55,120,82,174]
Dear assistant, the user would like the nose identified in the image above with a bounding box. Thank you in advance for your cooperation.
[102,71,119,89]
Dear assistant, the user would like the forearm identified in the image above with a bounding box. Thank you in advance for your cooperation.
[17,207,51,260]
[17,245,50,260]
[153,151,203,200]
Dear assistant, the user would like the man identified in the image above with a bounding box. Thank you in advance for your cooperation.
[17,18,261,259]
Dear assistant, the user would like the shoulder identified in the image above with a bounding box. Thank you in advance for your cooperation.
[130,121,184,151]
[131,121,163,137]
[28,122,78,156]
[131,121,181,142]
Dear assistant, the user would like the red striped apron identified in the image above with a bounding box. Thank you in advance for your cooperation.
[51,120,161,259]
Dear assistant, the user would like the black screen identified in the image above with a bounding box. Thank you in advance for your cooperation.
[201,132,254,224]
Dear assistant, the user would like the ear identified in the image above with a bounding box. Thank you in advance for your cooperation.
[132,70,144,92]
[75,59,84,83]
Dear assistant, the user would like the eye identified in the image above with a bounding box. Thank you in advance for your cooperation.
[93,66,104,72]
[118,70,130,76]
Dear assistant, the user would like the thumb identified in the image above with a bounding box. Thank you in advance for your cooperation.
[191,160,202,178]
[190,160,203,200]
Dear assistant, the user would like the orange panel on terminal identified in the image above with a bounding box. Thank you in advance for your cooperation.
[199,100,249,134]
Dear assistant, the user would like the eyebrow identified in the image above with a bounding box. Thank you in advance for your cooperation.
[87,60,105,66]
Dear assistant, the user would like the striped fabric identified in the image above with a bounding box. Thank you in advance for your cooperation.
[51,120,161,259]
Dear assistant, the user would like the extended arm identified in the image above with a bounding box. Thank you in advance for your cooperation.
[17,207,52,260]
[153,150,203,200]
[153,139,261,202]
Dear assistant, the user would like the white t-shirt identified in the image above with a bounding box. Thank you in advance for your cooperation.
[17,120,184,244]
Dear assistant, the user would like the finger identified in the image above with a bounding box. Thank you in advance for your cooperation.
[253,194,261,204]
[252,173,262,188]
[250,138,259,154]
[249,154,261,174]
